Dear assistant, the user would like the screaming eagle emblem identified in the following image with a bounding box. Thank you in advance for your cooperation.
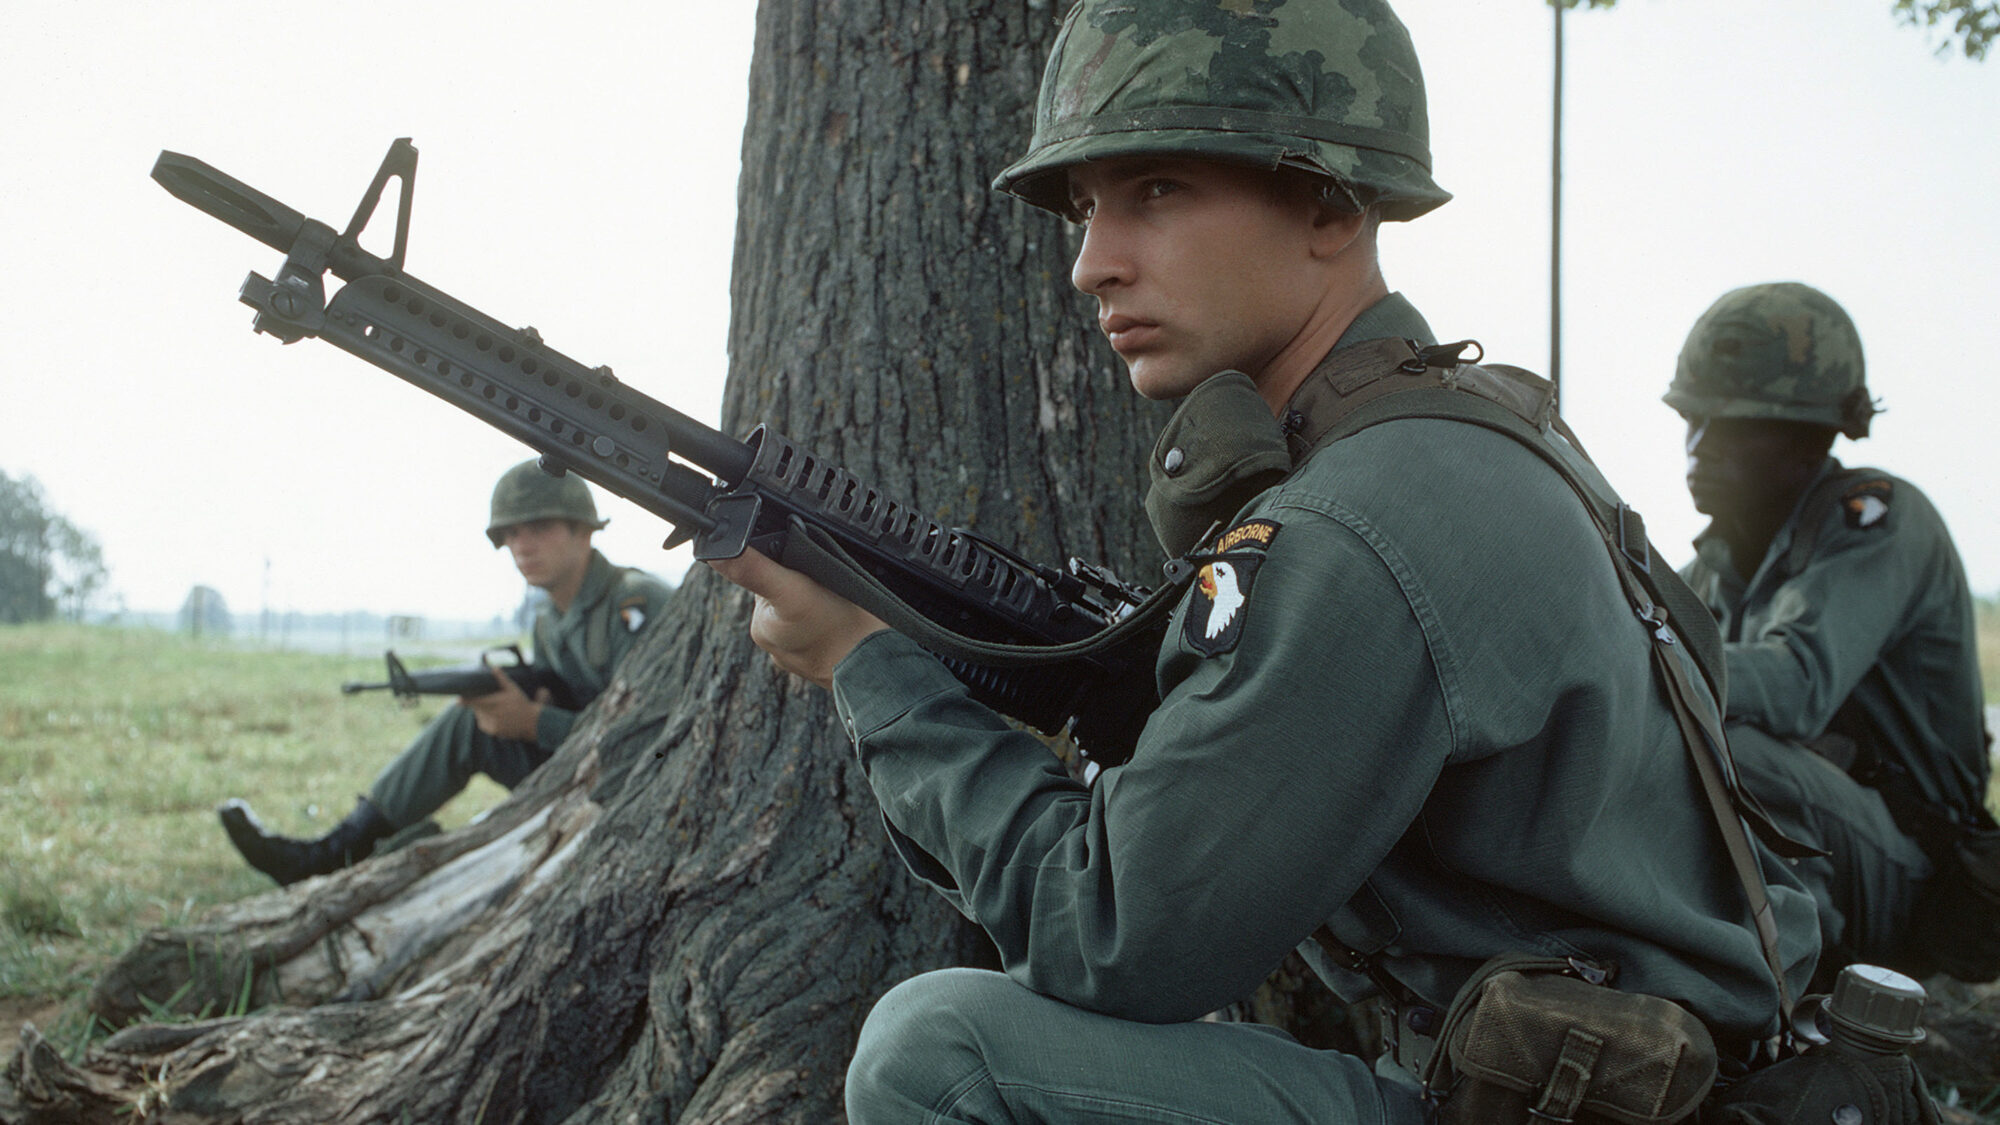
[1200,562,1246,640]
[619,597,650,633]
[1842,479,1892,530]
[1184,518,1280,657]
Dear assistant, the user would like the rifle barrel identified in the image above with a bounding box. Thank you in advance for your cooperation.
[152,152,309,258]
[152,150,398,282]
[320,272,746,532]
[152,143,753,540]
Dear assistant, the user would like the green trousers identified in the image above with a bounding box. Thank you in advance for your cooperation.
[1727,724,1932,974]
[365,704,550,829]
[845,969,1427,1124]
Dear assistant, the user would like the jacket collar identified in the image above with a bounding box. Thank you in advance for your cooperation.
[1334,291,1436,352]
[1142,294,1439,557]
[1691,456,1842,592]
[550,549,616,621]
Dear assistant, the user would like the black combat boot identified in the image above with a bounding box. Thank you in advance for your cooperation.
[218,796,394,886]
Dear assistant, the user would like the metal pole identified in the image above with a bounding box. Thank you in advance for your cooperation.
[1551,0,1565,411]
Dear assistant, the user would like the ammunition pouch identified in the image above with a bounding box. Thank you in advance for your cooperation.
[1143,370,1290,558]
[1421,955,1718,1125]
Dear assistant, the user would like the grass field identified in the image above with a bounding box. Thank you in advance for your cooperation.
[0,623,512,1042]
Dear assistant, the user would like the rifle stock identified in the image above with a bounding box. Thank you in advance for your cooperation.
[155,139,1167,764]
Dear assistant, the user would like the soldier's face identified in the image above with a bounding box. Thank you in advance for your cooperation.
[1066,158,1337,403]
[499,518,593,591]
[1683,417,1832,523]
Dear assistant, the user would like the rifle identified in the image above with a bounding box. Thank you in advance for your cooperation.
[342,645,578,711]
[153,138,1182,765]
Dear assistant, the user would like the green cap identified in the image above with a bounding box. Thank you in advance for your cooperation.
[993,0,1451,222]
[1665,282,1876,440]
[486,460,608,547]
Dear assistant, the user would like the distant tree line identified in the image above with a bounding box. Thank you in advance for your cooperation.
[0,469,107,624]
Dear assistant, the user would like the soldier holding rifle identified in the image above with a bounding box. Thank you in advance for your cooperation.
[712,1,1824,1120]
[221,461,670,885]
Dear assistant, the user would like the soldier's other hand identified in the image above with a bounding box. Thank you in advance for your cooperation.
[463,662,544,741]
[708,546,888,690]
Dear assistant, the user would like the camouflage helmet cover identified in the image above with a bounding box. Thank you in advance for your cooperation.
[1664,282,1876,440]
[993,0,1452,222]
[486,460,609,547]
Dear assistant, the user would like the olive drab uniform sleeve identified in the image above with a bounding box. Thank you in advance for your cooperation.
[831,296,1817,1051]
[530,549,673,748]
[1681,463,1990,820]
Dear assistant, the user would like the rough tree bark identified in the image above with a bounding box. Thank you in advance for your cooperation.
[2,2,1174,1122]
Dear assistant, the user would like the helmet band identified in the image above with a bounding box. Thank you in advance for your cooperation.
[1033,105,1434,170]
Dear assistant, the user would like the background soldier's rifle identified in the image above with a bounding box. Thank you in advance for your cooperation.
[153,139,1175,765]
[342,645,578,711]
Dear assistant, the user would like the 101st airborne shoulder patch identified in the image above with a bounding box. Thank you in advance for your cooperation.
[1842,479,1893,530]
[618,597,650,633]
[1184,518,1282,658]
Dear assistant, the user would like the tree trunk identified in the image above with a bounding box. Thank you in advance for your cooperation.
[2,2,1170,1122]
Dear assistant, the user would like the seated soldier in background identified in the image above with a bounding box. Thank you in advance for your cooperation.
[1668,281,1997,983]
[219,460,673,886]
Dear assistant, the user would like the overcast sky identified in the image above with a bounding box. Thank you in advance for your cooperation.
[4,0,1996,626]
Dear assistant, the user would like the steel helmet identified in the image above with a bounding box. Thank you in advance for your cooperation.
[1664,282,1876,439]
[993,0,1451,222]
[486,460,609,547]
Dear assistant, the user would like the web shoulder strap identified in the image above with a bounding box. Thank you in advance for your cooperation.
[1303,348,1797,1035]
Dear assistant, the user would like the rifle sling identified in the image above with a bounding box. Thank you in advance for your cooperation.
[777,518,1195,670]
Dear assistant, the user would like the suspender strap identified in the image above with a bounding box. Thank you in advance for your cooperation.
[1301,343,1799,1040]
[532,609,556,667]
[1652,634,1796,1031]
[1312,375,1728,704]
[584,575,615,670]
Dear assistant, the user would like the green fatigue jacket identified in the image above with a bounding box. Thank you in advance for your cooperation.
[531,549,674,747]
[830,294,1819,1056]
[1680,462,1991,824]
